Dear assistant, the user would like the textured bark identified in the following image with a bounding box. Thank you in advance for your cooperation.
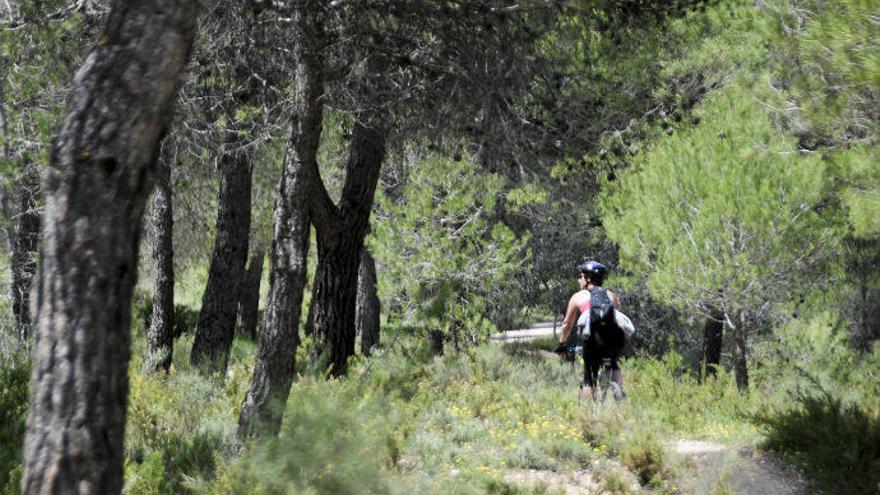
[10,162,40,343]
[145,157,174,373]
[701,309,723,378]
[310,122,386,377]
[238,248,265,340]
[1,56,39,344]
[238,0,323,439]
[190,129,254,377]
[22,2,197,493]
[730,313,750,391]
[356,247,380,356]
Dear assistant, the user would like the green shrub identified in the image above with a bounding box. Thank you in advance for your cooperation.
[0,356,28,491]
[751,313,880,494]
[619,430,668,486]
[206,378,395,495]
[755,394,880,494]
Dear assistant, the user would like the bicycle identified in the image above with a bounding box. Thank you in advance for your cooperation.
[594,357,616,404]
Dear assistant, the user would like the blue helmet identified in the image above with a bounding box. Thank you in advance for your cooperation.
[576,260,608,285]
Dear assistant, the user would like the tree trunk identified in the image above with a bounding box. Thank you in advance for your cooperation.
[238,247,264,340]
[190,129,253,377]
[22,2,196,493]
[729,313,749,391]
[10,162,40,343]
[238,0,323,439]
[430,329,444,356]
[309,121,386,377]
[701,309,723,378]
[1,55,39,344]
[356,247,380,356]
[145,156,174,373]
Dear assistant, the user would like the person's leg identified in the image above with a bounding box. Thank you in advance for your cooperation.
[581,339,600,401]
[604,327,626,399]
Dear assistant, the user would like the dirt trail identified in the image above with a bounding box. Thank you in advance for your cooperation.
[500,441,814,494]
[671,440,815,495]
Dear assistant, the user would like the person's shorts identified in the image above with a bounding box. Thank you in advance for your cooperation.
[582,324,625,387]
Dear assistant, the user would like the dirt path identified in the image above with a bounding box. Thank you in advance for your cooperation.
[671,440,815,495]
[497,439,814,494]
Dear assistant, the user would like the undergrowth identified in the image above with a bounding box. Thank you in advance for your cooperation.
[6,313,876,494]
[118,331,757,494]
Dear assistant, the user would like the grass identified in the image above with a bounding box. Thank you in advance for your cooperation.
[7,311,876,494]
[117,328,762,494]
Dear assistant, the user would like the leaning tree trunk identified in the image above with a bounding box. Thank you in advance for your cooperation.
[238,247,265,340]
[238,0,323,439]
[309,121,386,377]
[10,162,40,343]
[145,155,174,373]
[190,128,253,377]
[701,309,723,379]
[356,246,380,356]
[22,2,196,493]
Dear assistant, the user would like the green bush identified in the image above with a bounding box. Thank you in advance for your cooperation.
[755,393,880,494]
[751,314,880,494]
[207,379,395,495]
[0,355,28,491]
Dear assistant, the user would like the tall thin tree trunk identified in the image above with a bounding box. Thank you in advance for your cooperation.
[729,312,749,391]
[145,155,174,373]
[357,246,380,356]
[701,308,723,379]
[1,55,39,344]
[238,0,323,439]
[10,162,40,343]
[191,129,253,377]
[22,2,196,493]
[309,121,386,377]
[239,247,264,340]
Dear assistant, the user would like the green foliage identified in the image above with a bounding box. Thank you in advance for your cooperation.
[124,334,250,493]
[211,379,395,495]
[836,145,880,239]
[755,393,880,495]
[762,0,880,142]
[749,312,880,493]
[602,77,834,320]
[752,312,880,408]
[0,354,28,492]
[372,152,530,344]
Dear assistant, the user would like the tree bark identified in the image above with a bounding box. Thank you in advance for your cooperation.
[701,308,723,378]
[145,156,174,373]
[10,162,40,343]
[729,313,749,391]
[190,128,254,377]
[1,54,39,344]
[238,247,265,340]
[356,246,380,356]
[309,121,386,377]
[22,2,196,493]
[238,0,323,439]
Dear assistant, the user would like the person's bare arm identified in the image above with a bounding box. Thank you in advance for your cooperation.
[609,290,621,310]
[559,296,580,343]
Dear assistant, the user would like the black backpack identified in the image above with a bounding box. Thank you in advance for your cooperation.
[589,287,616,330]
[574,286,617,342]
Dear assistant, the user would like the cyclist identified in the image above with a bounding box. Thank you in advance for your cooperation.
[555,260,627,402]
